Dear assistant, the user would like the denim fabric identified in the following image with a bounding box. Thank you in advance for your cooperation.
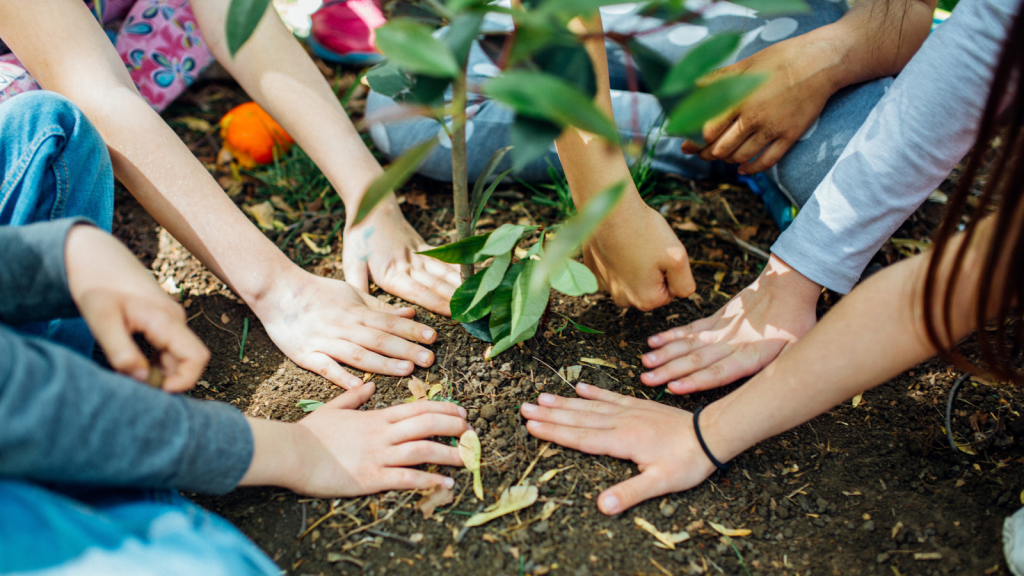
[0,91,113,356]
[365,0,891,211]
[0,480,279,576]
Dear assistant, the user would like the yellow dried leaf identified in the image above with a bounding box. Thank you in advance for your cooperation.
[538,466,572,484]
[956,443,977,455]
[427,383,444,399]
[442,544,455,559]
[243,201,275,230]
[708,521,751,538]
[539,500,558,521]
[852,393,863,408]
[634,517,690,550]
[581,357,617,369]
[301,233,331,255]
[417,485,453,520]
[891,521,903,539]
[464,486,538,527]
[408,377,427,401]
[175,116,212,132]
[459,430,483,501]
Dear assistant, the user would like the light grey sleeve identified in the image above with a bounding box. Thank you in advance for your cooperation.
[770,0,1019,293]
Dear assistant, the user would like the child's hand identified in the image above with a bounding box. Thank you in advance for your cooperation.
[521,383,716,515]
[64,225,209,392]
[243,383,470,497]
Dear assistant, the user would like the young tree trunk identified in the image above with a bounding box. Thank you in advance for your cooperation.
[451,73,473,281]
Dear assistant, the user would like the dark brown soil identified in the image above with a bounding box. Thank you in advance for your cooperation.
[108,65,1024,576]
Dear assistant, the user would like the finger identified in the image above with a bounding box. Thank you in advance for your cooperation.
[300,351,365,389]
[142,311,210,392]
[642,332,717,370]
[738,138,792,175]
[388,413,471,444]
[89,305,150,381]
[359,307,436,345]
[669,351,761,394]
[380,468,455,492]
[598,470,669,515]
[410,267,457,303]
[680,139,703,155]
[384,399,467,423]
[357,290,417,319]
[383,274,452,317]
[344,258,371,294]
[322,339,416,377]
[387,441,464,467]
[519,402,614,430]
[702,118,752,162]
[648,315,719,348]
[324,382,376,410]
[573,382,639,406]
[420,256,463,293]
[725,131,776,165]
[530,391,623,415]
[524,419,614,456]
[640,342,732,386]
[697,113,738,159]
[663,248,696,299]
[348,326,434,368]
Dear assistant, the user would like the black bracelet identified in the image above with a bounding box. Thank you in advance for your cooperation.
[693,407,731,472]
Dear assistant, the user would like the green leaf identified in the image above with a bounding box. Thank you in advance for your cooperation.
[550,259,598,296]
[402,74,451,107]
[480,224,536,256]
[418,233,491,264]
[354,139,437,225]
[472,168,512,230]
[729,0,810,15]
[530,181,625,296]
[443,12,485,67]
[375,19,461,78]
[483,71,618,143]
[510,116,561,171]
[556,312,604,334]
[510,258,550,341]
[451,267,492,323]
[627,39,672,94]
[364,61,410,98]
[534,42,596,99]
[665,73,768,138]
[468,250,512,310]
[487,261,526,345]
[226,0,271,57]
[658,33,741,97]
[296,399,325,412]
[472,146,512,214]
[447,0,488,11]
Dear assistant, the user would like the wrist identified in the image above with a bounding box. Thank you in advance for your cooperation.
[761,253,822,306]
[239,418,310,489]
[345,194,401,231]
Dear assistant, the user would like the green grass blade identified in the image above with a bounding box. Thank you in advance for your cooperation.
[354,139,437,225]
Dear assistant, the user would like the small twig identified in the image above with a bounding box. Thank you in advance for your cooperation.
[201,310,240,346]
[456,503,486,543]
[297,501,338,541]
[532,356,576,393]
[712,228,769,261]
[517,442,552,486]
[367,528,417,548]
[945,373,972,452]
[785,483,811,501]
[344,492,416,539]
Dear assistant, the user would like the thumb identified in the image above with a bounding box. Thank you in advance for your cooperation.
[344,258,371,295]
[358,290,416,318]
[664,247,696,299]
[598,469,667,516]
[326,381,376,410]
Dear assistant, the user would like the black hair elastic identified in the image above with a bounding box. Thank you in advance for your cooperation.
[693,407,731,472]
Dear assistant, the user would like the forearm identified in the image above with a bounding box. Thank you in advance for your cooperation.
[191,0,384,215]
[817,0,936,90]
[554,14,640,209]
[238,417,310,490]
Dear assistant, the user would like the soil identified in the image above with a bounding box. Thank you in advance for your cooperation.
[107,65,1024,576]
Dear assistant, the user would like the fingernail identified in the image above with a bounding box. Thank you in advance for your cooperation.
[649,335,663,346]
[642,353,656,363]
[131,368,149,382]
[457,406,467,418]
[422,329,435,341]
[522,403,537,413]
[600,493,620,514]
[396,361,413,372]
[538,393,554,404]
[443,477,455,488]
[737,167,748,175]
[576,382,590,391]
[417,351,433,365]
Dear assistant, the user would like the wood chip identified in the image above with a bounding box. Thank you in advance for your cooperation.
[442,545,455,559]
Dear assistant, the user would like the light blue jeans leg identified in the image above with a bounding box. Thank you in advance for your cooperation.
[0,91,114,356]
[365,0,891,218]
[0,480,279,575]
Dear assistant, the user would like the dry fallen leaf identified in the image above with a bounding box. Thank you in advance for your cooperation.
[851,393,863,408]
[459,430,483,501]
[243,201,275,230]
[708,522,751,538]
[408,377,428,401]
[539,500,559,521]
[581,357,617,369]
[301,233,331,255]
[416,485,453,520]
[175,116,212,132]
[442,545,455,559]
[538,466,572,484]
[220,313,230,324]
[673,219,700,232]
[464,485,538,527]
[427,383,444,399]
[634,517,690,550]
[410,533,424,543]
[891,521,903,539]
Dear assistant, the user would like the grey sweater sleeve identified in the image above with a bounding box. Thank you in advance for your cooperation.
[0,324,254,494]
[0,219,86,324]
[771,0,1019,293]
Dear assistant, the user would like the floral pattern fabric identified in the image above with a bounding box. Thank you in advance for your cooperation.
[0,0,215,112]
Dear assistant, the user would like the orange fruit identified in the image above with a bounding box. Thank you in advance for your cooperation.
[219,102,294,168]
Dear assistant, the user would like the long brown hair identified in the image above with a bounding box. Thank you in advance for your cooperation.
[924,3,1024,383]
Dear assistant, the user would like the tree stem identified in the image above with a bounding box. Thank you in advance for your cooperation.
[451,73,473,281]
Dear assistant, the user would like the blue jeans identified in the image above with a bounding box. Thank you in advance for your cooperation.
[0,91,114,357]
[366,0,892,225]
[0,92,278,576]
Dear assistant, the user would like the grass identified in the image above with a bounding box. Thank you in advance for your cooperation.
[248,145,337,211]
